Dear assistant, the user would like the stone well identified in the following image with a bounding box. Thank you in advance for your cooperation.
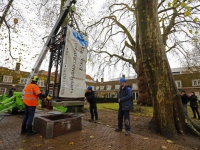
[33,113,82,138]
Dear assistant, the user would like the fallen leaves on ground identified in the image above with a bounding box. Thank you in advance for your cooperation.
[18,148,24,150]
[143,138,149,140]
[0,140,2,144]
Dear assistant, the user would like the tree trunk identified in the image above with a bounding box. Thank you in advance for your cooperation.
[136,0,200,138]
[136,47,152,106]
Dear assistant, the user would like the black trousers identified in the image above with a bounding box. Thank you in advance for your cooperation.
[191,107,200,118]
[118,106,130,131]
[90,103,98,120]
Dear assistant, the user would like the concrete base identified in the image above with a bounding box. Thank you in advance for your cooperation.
[33,113,82,139]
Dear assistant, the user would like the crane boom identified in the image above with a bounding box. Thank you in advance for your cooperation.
[23,0,77,93]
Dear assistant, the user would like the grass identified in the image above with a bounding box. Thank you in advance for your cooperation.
[84,102,200,124]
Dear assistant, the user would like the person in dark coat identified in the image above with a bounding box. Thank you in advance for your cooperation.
[188,92,200,120]
[7,85,17,98]
[181,91,188,115]
[84,86,98,122]
[115,78,133,135]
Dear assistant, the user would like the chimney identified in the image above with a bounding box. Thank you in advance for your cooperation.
[15,62,20,71]
[101,78,104,83]
[122,74,125,78]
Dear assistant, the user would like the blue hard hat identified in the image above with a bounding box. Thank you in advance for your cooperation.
[87,86,92,90]
[119,78,126,83]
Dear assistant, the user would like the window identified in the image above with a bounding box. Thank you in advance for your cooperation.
[132,83,138,90]
[20,78,28,84]
[106,85,112,90]
[50,81,54,84]
[133,92,138,100]
[3,75,13,83]
[0,87,6,95]
[96,86,99,90]
[175,80,182,88]
[100,86,104,90]
[192,79,200,86]
[115,85,120,90]
[37,80,44,87]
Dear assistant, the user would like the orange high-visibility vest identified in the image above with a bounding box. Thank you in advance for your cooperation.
[23,83,42,106]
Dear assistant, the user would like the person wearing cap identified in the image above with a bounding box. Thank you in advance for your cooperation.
[7,84,17,98]
[84,86,98,122]
[115,77,133,135]
[21,76,51,136]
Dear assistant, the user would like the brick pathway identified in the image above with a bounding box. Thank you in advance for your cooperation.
[0,110,193,150]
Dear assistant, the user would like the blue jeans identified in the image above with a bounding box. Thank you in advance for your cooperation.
[118,106,130,131]
[183,104,188,115]
[22,105,36,127]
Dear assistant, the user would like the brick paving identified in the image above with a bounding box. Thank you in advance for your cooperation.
[0,110,194,150]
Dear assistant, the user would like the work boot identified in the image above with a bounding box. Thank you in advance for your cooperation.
[20,125,26,135]
[26,125,37,136]
[124,131,130,135]
[114,128,122,132]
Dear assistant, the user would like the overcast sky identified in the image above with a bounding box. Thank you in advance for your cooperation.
[0,0,185,81]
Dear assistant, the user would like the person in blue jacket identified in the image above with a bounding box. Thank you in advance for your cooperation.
[115,78,133,135]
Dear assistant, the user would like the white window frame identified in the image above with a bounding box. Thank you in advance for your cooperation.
[106,85,112,90]
[3,75,13,83]
[96,86,99,90]
[20,78,28,84]
[192,79,200,86]
[37,80,45,87]
[175,80,182,88]
[115,85,120,90]
[0,87,6,95]
[100,86,104,90]
[132,83,138,90]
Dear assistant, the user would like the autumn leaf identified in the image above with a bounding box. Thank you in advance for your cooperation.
[195,31,198,34]
[143,138,149,140]
[18,148,24,150]
[189,30,192,34]
[185,119,188,124]
[181,2,186,7]
[69,142,74,145]
[22,140,27,143]
[184,11,191,16]
[168,2,171,7]
[90,135,94,138]
[193,18,198,23]
[166,140,174,144]
[162,145,167,149]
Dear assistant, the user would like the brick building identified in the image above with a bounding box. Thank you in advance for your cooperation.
[1,63,200,100]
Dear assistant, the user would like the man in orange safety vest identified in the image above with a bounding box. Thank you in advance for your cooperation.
[21,75,51,136]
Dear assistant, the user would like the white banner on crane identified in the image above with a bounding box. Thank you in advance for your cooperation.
[59,26,88,98]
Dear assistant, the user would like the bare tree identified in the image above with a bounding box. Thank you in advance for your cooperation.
[85,0,200,106]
